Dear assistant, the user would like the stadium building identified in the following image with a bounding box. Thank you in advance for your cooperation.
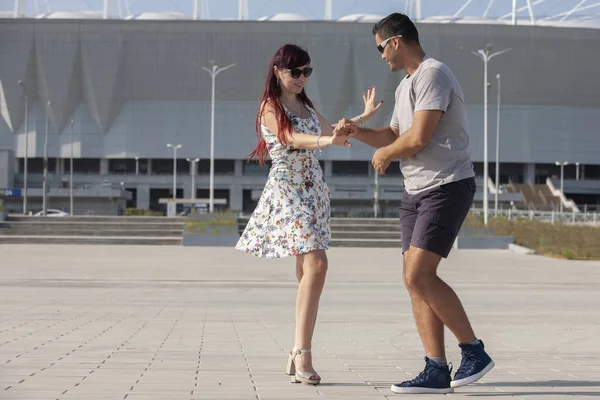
[1,0,599,216]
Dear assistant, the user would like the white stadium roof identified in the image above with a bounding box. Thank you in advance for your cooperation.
[3,0,600,29]
[128,12,190,20]
[337,14,387,23]
[257,13,308,22]
[36,11,104,19]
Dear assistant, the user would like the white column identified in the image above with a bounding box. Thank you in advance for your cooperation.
[193,0,199,20]
[103,0,112,19]
[524,163,535,184]
[136,184,150,209]
[183,183,193,200]
[234,159,243,177]
[13,0,27,18]
[230,185,243,213]
[324,0,333,20]
[100,158,109,175]
[324,160,333,177]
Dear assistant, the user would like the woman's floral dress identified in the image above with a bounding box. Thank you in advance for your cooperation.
[235,104,331,258]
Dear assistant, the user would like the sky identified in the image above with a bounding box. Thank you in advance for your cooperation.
[1,0,598,21]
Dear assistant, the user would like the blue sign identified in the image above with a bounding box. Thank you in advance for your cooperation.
[0,188,22,197]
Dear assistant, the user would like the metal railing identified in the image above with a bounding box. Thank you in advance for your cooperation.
[330,206,600,226]
[470,207,600,226]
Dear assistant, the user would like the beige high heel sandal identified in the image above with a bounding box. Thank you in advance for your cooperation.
[285,350,296,376]
[287,349,321,385]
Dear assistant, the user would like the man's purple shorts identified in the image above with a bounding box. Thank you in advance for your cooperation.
[399,177,476,258]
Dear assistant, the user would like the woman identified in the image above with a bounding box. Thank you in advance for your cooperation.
[235,44,382,385]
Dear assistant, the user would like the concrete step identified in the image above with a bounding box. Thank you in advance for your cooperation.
[3,222,186,230]
[237,223,401,232]
[332,224,400,231]
[237,217,399,227]
[236,227,401,234]
[0,229,183,237]
[7,215,186,223]
[331,231,401,240]
[330,217,399,226]
[0,235,181,245]
[330,238,401,248]
[0,235,398,247]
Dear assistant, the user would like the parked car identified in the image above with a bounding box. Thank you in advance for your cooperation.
[34,209,69,217]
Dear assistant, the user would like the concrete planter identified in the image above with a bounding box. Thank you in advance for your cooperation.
[509,243,537,255]
[182,212,240,247]
[459,227,496,236]
[182,232,239,247]
[453,235,514,250]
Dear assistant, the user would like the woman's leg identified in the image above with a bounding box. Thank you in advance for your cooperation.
[294,249,328,374]
[295,254,304,283]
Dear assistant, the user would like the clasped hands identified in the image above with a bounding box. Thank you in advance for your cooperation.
[331,118,357,147]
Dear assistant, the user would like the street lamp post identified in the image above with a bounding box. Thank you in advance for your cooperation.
[42,101,51,216]
[494,73,501,216]
[70,119,74,215]
[470,45,511,225]
[167,143,181,199]
[575,162,580,181]
[135,156,139,175]
[373,170,379,218]
[18,80,29,214]
[202,61,236,213]
[120,181,125,214]
[187,158,200,200]
[555,161,569,213]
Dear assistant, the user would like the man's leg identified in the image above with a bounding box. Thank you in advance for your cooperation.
[400,198,446,357]
[408,178,493,389]
[402,249,445,359]
[392,251,455,395]
[403,246,476,344]
[392,196,454,394]
[392,178,493,394]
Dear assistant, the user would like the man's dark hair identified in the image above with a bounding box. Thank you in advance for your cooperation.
[372,13,420,45]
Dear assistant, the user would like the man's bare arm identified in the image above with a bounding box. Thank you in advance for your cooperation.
[381,110,442,159]
[354,126,399,149]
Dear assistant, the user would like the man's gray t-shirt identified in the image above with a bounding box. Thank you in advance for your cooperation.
[391,55,474,195]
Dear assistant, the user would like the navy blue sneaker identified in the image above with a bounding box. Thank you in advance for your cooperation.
[391,357,454,394]
[451,340,495,388]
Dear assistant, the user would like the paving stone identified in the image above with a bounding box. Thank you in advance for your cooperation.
[0,245,599,399]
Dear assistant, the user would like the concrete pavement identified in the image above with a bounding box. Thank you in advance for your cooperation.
[1,245,599,399]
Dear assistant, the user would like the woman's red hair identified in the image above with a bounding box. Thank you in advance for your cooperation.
[249,44,314,165]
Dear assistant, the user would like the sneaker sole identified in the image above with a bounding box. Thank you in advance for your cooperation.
[450,361,495,388]
[390,385,454,394]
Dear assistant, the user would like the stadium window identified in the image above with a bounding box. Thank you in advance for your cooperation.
[243,160,272,176]
[72,158,100,174]
[108,159,136,174]
[197,159,236,175]
[332,161,369,176]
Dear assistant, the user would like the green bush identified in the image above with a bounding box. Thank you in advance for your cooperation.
[561,248,576,260]
[185,212,238,234]
[125,208,164,217]
[464,216,600,260]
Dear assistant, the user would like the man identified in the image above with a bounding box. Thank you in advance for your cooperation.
[338,13,494,394]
